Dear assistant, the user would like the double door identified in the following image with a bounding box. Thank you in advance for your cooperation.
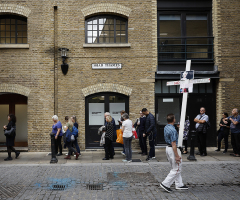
[85,92,129,148]
[155,94,216,146]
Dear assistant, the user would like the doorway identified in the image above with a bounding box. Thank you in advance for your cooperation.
[0,93,28,147]
[85,92,129,148]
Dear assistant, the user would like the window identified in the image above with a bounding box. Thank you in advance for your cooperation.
[158,12,213,61]
[0,15,27,44]
[85,15,127,44]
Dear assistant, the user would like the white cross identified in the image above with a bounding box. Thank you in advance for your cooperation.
[167,60,211,147]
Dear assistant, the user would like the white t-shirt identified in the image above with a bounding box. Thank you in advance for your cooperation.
[122,119,133,138]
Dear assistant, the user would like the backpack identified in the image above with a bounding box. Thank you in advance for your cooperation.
[72,126,78,137]
[65,129,72,143]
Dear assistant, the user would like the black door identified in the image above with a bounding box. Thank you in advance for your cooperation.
[155,95,181,145]
[85,92,129,148]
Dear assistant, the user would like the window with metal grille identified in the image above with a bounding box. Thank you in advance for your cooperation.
[85,15,128,44]
[0,15,27,44]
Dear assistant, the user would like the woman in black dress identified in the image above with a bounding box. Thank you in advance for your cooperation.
[3,114,20,161]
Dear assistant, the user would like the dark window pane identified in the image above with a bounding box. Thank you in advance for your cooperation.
[11,19,16,24]
[0,19,5,24]
[6,31,10,37]
[186,15,207,36]
[106,19,114,24]
[121,24,125,31]
[121,36,126,43]
[0,25,5,31]
[11,38,15,44]
[116,20,121,24]
[1,31,5,37]
[22,31,27,37]
[109,96,125,103]
[109,31,114,37]
[1,38,5,43]
[17,25,22,31]
[11,25,15,31]
[6,38,10,43]
[22,24,27,31]
[109,37,114,43]
[6,25,10,31]
[17,32,23,37]
[6,19,10,24]
[11,31,15,37]
[17,20,22,25]
[116,24,121,30]
[22,38,27,43]
[159,15,181,37]
[99,37,104,43]
[116,36,120,43]
[199,84,205,93]
[17,38,22,43]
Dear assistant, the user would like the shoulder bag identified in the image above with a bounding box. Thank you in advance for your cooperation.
[4,126,16,137]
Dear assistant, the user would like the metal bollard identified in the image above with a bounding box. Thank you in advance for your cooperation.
[187,130,197,161]
[50,132,58,164]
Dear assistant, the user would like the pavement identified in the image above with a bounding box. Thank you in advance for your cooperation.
[0,147,239,200]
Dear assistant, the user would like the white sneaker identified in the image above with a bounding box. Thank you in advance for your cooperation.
[152,157,156,159]
[127,160,132,163]
[122,159,128,162]
[176,185,188,190]
[121,152,125,156]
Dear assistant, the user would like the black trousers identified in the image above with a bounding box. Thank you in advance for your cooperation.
[148,134,156,158]
[139,132,147,154]
[217,131,229,151]
[231,132,240,155]
[104,137,113,159]
[183,140,188,151]
[55,136,62,154]
[197,131,207,155]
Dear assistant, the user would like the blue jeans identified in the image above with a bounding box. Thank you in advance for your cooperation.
[123,137,132,161]
[72,137,80,153]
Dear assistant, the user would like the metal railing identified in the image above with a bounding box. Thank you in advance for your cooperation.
[158,37,214,62]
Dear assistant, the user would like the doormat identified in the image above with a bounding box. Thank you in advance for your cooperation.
[132,159,141,162]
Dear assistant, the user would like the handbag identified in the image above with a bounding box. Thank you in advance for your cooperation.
[4,126,16,137]
[116,129,123,144]
[71,134,75,141]
[132,127,138,139]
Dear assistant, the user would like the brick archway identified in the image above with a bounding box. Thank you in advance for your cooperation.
[0,4,31,17]
[81,3,132,18]
[0,83,31,97]
[82,83,132,97]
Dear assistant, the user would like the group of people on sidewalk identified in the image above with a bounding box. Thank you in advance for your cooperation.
[51,115,80,160]
[99,108,157,163]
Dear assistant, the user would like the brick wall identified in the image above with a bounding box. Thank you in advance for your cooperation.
[213,0,240,148]
[0,0,157,151]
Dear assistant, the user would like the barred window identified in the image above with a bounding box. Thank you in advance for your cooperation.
[0,15,27,44]
[85,15,127,44]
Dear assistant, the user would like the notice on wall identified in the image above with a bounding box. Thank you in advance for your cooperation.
[89,103,105,125]
[109,103,125,125]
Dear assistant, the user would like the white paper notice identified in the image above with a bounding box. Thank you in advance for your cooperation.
[89,103,105,125]
[109,103,125,125]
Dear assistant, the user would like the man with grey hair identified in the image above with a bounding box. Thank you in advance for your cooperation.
[194,107,209,156]
[223,108,240,157]
[104,112,116,157]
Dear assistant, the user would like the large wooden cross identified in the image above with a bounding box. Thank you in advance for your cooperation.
[167,60,211,147]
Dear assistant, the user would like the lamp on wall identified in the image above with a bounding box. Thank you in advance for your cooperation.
[59,48,69,75]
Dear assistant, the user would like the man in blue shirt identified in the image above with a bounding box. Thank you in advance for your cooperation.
[223,108,240,157]
[160,114,188,193]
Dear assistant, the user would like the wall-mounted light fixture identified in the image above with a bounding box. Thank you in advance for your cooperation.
[59,48,69,75]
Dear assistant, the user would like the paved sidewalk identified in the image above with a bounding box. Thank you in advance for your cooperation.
[0,147,239,199]
[0,147,239,165]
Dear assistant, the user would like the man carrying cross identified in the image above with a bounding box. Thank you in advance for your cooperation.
[160,113,188,193]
